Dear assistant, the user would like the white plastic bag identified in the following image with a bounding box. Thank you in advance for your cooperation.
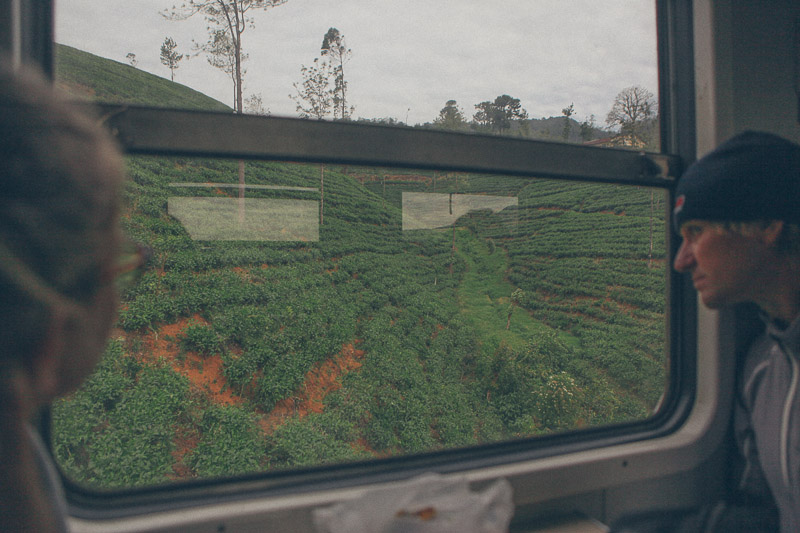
[313,473,514,533]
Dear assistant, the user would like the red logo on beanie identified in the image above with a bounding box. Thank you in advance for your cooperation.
[673,195,685,216]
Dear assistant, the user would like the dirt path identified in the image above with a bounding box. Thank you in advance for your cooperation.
[258,342,365,434]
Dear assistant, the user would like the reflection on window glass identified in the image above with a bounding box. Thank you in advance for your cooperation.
[52,156,667,489]
[402,192,518,232]
[54,1,658,148]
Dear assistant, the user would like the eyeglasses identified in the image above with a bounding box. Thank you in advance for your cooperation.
[114,239,152,293]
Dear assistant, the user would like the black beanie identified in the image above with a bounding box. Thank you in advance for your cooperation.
[673,131,800,233]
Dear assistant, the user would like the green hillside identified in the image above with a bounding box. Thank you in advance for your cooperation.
[51,47,668,490]
[55,43,229,111]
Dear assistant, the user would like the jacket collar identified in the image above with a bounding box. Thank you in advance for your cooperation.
[763,311,800,356]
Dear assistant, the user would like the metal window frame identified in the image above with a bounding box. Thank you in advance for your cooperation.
[8,0,700,517]
[97,103,679,187]
[0,0,52,71]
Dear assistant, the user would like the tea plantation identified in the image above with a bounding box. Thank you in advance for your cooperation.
[51,47,667,489]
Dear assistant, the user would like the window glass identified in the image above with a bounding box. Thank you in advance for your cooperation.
[51,1,667,490]
[54,1,658,148]
[52,155,668,489]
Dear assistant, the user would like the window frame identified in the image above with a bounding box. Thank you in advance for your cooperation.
[11,0,701,519]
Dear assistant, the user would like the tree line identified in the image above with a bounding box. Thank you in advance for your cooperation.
[155,1,657,148]
[431,87,657,149]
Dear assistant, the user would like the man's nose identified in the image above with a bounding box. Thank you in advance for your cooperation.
[673,240,695,272]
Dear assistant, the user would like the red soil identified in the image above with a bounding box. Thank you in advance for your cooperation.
[137,314,243,406]
[169,426,200,480]
[129,316,367,476]
[259,342,366,434]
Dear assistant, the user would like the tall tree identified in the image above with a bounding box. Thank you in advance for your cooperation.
[163,0,288,114]
[561,102,575,141]
[579,114,596,142]
[203,29,243,108]
[605,86,656,147]
[321,27,353,120]
[492,95,528,132]
[472,101,494,129]
[164,0,288,226]
[474,95,528,133]
[290,57,334,119]
[160,37,184,81]
[434,100,467,130]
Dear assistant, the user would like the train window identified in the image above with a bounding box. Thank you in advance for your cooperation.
[48,0,680,498]
[52,154,668,489]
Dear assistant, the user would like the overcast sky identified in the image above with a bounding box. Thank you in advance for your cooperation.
[55,1,658,126]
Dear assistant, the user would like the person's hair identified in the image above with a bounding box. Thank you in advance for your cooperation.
[0,61,124,362]
[720,220,800,255]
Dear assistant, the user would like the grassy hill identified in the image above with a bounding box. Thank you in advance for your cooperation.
[55,43,230,111]
[51,47,667,490]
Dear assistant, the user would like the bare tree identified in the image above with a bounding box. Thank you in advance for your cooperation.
[244,93,268,115]
[561,103,575,141]
[202,29,243,107]
[163,0,288,114]
[604,87,660,264]
[290,57,334,119]
[606,86,656,147]
[164,1,288,227]
[160,37,184,81]
[321,28,353,120]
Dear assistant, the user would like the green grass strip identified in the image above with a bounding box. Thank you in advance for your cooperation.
[454,228,570,353]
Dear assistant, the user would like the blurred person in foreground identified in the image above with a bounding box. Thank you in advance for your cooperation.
[0,60,134,532]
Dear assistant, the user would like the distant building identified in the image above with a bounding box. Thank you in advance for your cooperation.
[583,134,647,149]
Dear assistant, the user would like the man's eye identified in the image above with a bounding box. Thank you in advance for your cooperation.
[683,225,703,240]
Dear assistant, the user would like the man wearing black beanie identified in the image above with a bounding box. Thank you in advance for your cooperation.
[672,131,800,531]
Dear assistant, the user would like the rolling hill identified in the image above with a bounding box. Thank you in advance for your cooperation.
[55,43,229,111]
[51,45,667,490]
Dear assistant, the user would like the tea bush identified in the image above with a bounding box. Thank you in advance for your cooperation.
[56,155,668,487]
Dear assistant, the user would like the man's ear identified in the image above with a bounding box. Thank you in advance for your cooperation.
[762,220,785,247]
[29,306,67,404]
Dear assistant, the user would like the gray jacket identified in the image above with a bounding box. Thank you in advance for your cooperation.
[737,314,800,532]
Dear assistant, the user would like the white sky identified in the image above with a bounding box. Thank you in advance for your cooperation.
[55,1,658,126]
